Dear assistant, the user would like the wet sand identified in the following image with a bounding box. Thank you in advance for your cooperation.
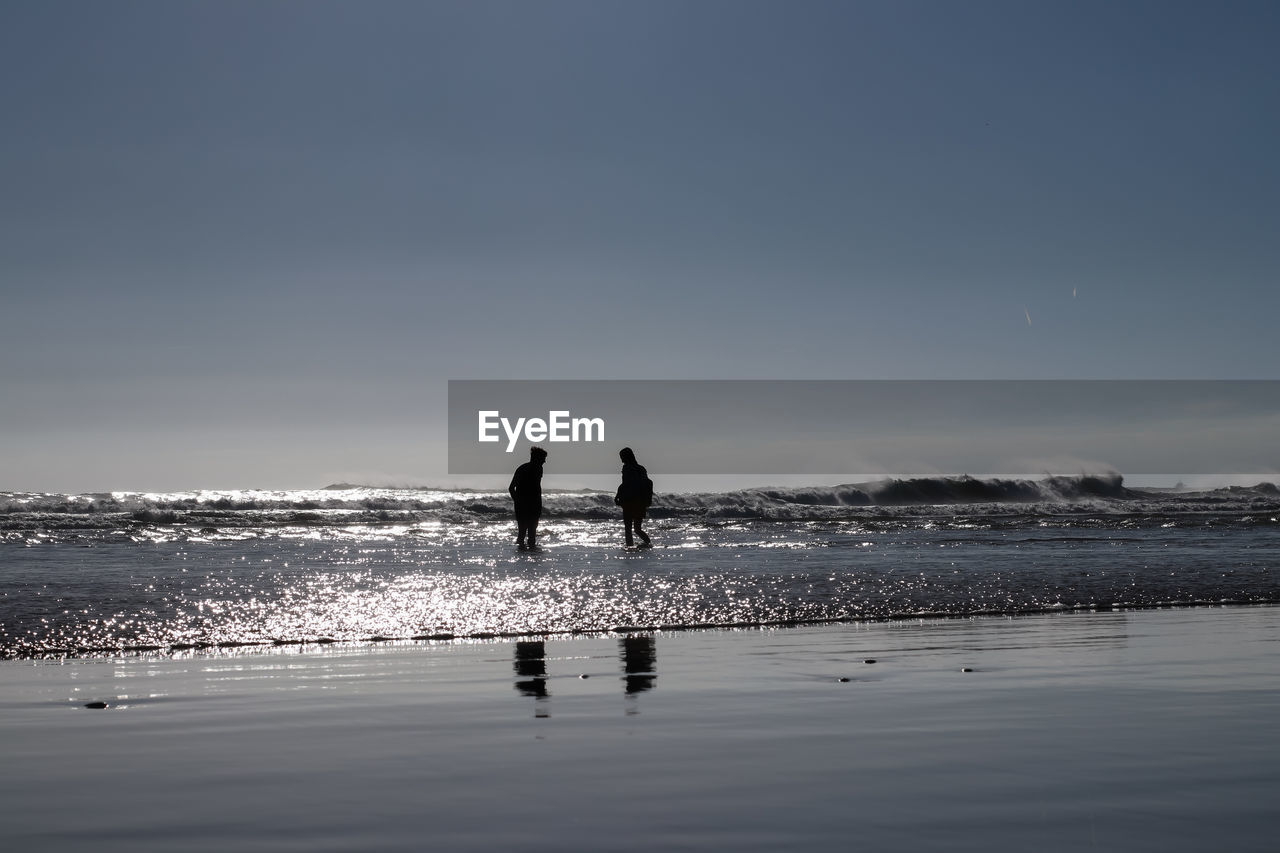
[3,606,1279,851]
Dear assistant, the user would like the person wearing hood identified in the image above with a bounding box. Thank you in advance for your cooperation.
[613,446,653,547]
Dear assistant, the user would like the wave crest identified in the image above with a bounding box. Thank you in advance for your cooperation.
[5,474,1280,530]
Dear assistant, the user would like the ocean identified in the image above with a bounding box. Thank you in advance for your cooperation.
[3,474,1277,659]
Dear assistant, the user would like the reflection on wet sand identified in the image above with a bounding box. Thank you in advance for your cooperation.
[621,635,656,716]
[509,636,659,717]
[513,640,549,717]
[621,636,656,695]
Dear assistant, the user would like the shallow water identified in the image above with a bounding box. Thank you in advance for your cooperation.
[3,496,1278,657]
[4,482,1278,657]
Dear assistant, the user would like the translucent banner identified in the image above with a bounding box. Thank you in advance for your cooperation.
[448,380,1280,477]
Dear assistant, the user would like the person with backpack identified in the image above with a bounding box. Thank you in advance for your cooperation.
[613,447,653,547]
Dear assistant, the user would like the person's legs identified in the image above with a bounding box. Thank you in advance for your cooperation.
[622,503,650,546]
[632,505,650,545]
[516,509,537,549]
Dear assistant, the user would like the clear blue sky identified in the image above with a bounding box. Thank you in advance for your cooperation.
[3,1,1278,491]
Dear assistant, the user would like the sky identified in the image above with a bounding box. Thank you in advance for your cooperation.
[2,0,1278,492]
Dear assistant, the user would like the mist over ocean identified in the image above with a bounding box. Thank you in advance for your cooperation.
[4,475,1277,659]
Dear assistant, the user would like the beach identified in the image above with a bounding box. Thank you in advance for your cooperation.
[6,2,1280,850]
[4,605,1278,852]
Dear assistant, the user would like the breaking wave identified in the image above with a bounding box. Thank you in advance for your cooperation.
[2,474,1278,532]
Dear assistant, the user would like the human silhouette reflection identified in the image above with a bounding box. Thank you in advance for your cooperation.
[620,635,656,713]
[513,640,550,718]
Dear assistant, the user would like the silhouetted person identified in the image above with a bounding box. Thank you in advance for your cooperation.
[509,446,547,550]
[613,447,653,547]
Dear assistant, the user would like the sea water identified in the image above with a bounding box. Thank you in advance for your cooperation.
[2,476,1278,658]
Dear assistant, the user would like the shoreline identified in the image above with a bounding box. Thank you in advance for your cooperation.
[7,598,1278,662]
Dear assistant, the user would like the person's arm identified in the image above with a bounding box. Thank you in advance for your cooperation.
[509,467,520,501]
